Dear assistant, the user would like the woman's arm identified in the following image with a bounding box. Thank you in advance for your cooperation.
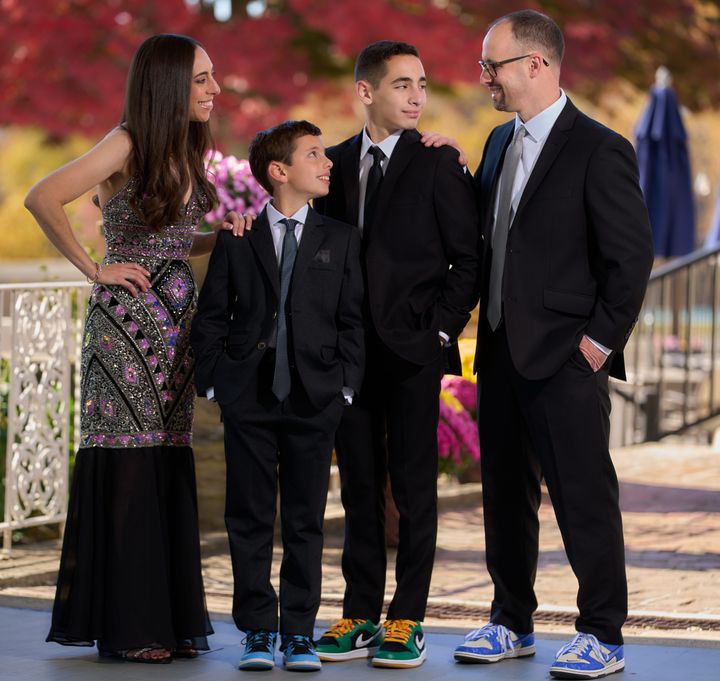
[24,128,151,296]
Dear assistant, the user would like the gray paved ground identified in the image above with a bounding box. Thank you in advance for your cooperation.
[2,606,719,681]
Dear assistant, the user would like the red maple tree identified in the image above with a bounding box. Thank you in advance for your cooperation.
[1,0,716,142]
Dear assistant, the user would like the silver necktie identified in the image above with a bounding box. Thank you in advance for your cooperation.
[487,127,526,330]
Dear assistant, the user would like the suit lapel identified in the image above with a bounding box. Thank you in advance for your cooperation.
[339,134,362,224]
[514,99,577,219]
[478,122,514,237]
[291,207,325,287]
[248,208,280,300]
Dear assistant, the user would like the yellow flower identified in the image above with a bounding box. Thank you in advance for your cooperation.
[458,338,477,379]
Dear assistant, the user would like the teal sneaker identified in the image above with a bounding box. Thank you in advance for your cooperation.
[238,629,277,670]
[281,635,321,672]
[454,623,535,663]
[315,619,383,661]
[550,633,625,679]
[371,620,427,668]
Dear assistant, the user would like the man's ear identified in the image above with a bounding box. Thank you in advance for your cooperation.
[356,79,373,105]
[268,161,287,186]
[528,54,543,78]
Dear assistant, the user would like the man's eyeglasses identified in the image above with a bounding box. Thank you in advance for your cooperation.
[478,54,549,78]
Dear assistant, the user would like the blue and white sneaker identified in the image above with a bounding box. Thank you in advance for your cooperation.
[281,634,322,672]
[239,629,277,670]
[550,632,625,679]
[454,623,536,663]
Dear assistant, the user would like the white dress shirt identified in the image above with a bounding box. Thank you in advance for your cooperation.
[493,89,568,223]
[266,201,308,260]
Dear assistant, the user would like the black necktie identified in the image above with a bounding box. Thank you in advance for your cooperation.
[272,218,299,401]
[363,145,385,233]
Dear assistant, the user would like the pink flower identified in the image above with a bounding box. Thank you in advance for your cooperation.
[441,375,477,417]
[437,388,480,477]
[202,150,270,229]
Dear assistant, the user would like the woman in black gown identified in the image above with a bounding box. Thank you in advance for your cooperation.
[25,34,227,663]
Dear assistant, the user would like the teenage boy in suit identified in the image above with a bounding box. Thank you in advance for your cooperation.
[312,41,479,668]
[191,120,364,673]
[452,11,653,680]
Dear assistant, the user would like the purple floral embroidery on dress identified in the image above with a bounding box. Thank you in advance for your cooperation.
[79,176,203,449]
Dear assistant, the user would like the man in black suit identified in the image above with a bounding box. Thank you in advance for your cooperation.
[312,41,479,668]
[452,11,653,680]
[191,120,364,672]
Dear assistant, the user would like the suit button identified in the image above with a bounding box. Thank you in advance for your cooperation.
[257,341,267,350]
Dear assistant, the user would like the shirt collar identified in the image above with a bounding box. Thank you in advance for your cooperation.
[360,128,403,161]
[514,89,567,143]
[266,201,309,227]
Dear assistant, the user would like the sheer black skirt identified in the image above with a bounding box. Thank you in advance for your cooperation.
[46,446,213,652]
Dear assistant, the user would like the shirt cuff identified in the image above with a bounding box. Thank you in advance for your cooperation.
[439,331,450,346]
[587,336,611,355]
[341,386,354,405]
[206,386,215,401]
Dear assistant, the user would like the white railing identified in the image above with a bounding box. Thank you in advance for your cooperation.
[0,281,88,557]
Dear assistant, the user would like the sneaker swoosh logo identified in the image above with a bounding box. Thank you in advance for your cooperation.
[355,630,381,647]
[415,634,425,651]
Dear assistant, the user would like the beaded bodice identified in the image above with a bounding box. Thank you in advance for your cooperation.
[102,176,205,263]
[79,177,207,449]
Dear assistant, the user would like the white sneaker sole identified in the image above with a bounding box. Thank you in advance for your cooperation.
[371,647,427,668]
[238,656,275,670]
[284,660,322,671]
[549,657,625,679]
[317,646,380,661]
[454,644,536,664]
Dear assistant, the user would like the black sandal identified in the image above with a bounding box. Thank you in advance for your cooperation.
[172,645,199,659]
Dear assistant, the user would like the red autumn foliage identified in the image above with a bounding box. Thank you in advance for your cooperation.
[0,0,717,142]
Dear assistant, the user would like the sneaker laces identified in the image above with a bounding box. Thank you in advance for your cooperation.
[243,630,275,652]
[284,635,314,656]
[465,623,516,653]
[325,618,367,638]
[383,619,416,644]
[556,633,604,660]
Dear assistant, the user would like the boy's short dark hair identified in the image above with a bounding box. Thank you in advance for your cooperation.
[354,41,420,88]
[249,120,322,195]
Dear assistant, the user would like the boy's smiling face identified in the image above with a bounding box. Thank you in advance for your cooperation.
[360,54,427,137]
[278,134,333,200]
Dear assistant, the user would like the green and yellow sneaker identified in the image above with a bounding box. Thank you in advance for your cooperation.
[372,620,427,668]
[314,619,383,661]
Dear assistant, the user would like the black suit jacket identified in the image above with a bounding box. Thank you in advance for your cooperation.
[314,128,479,374]
[474,99,654,381]
[190,206,365,410]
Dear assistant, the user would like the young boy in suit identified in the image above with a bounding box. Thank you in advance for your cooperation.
[191,120,364,672]
[312,41,479,668]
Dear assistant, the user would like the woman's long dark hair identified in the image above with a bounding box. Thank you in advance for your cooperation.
[122,34,217,228]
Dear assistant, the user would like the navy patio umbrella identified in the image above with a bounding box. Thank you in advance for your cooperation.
[635,67,695,258]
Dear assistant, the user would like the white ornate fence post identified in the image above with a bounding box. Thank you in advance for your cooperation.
[1,282,86,557]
